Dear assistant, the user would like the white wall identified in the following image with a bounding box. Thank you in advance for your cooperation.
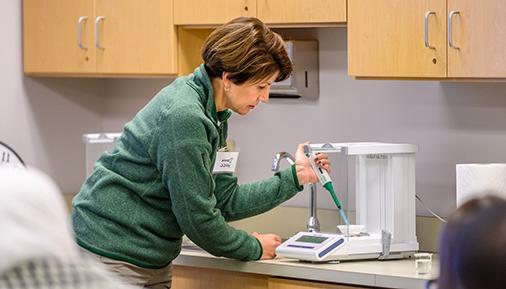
[101,28,506,217]
[102,79,171,130]
[1,1,104,193]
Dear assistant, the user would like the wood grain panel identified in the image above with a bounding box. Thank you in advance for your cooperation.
[172,266,268,289]
[23,0,95,74]
[177,28,212,76]
[348,0,446,78]
[174,0,256,26]
[447,0,506,77]
[95,0,177,75]
[257,0,346,25]
[269,277,372,289]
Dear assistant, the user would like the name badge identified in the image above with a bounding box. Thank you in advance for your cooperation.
[213,151,239,173]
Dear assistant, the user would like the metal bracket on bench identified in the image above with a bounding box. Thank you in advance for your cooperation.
[378,230,392,260]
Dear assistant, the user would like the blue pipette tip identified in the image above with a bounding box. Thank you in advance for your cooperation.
[339,208,350,226]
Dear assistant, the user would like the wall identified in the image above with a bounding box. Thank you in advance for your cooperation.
[102,28,506,218]
[102,79,171,130]
[1,1,104,193]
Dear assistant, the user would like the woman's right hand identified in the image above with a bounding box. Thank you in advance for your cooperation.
[294,142,331,185]
[251,231,282,259]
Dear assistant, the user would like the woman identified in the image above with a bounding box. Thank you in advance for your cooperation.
[435,195,506,289]
[72,17,330,288]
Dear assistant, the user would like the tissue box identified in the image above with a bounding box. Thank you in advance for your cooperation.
[456,163,506,206]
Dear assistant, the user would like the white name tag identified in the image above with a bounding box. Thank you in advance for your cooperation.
[213,151,239,173]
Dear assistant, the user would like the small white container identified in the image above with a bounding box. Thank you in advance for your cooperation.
[414,252,432,274]
[337,225,365,236]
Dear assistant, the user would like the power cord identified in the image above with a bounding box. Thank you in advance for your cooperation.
[416,194,447,223]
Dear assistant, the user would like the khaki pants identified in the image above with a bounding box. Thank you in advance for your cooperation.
[82,249,172,289]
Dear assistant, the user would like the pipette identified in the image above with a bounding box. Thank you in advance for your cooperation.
[304,144,350,226]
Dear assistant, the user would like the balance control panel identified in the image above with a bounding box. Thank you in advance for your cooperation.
[276,232,345,262]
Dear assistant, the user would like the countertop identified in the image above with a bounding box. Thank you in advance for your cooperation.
[173,247,438,289]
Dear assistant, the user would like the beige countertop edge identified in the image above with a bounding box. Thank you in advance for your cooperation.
[174,249,438,289]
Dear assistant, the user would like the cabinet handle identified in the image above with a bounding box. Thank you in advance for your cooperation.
[448,11,460,49]
[77,16,88,50]
[95,16,106,49]
[424,11,436,49]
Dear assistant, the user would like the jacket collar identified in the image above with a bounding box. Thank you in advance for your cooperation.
[192,64,232,126]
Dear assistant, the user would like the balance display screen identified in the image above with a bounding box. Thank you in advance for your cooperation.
[296,235,328,244]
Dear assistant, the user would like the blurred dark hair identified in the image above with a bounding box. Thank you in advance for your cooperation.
[438,194,506,289]
[202,17,292,85]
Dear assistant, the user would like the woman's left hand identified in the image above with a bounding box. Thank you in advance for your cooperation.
[294,142,331,185]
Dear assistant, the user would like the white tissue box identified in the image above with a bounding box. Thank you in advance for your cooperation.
[456,163,506,206]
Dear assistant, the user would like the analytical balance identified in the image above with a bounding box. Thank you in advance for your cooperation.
[276,142,419,262]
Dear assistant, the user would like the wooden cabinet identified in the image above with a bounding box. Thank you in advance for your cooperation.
[172,266,373,289]
[177,28,212,75]
[257,0,346,25]
[172,266,268,289]
[24,0,346,77]
[174,0,256,26]
[23,0,177,76]
[173,0,346,26]
[94,0,176,75]
[175,0,347,77]
[269,277,370,289]
[348,0,446,78]
[348,0,506,79]
[23,0,96,74]
[447,0,506,77]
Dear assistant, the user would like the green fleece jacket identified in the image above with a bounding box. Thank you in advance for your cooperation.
[71,65,303,269]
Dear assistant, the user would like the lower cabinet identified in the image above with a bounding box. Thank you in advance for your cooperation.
[269,277,370,289]
[172,266,267,289]
[172,266,372,289]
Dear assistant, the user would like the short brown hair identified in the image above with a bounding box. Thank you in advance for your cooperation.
[202,17,292,85]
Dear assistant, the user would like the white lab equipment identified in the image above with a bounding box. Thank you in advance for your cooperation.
[82,133,121,177]
[272,152,321,232]
[304,144,350,225]
[276,142,419,262]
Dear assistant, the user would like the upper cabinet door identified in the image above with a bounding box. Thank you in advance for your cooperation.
[173,0,256,26]
[447,0,506,78]
[257,0,346,25]
[348,0,446,78]
[95,0,177,75]
[23,0,96,75]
